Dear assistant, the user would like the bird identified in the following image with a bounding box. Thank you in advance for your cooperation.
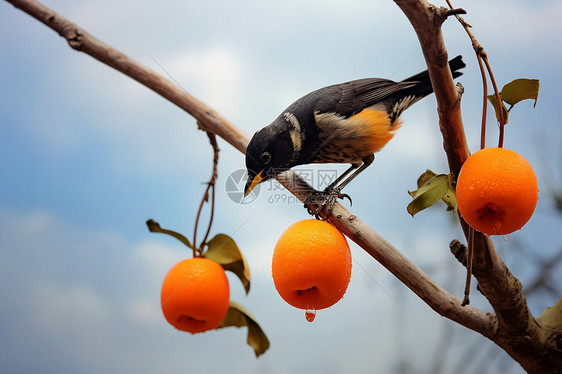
[244,55,465,214]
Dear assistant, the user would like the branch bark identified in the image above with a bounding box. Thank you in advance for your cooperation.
[6,0,561,371]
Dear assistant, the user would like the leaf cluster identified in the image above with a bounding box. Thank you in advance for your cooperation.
[407,170,456,216]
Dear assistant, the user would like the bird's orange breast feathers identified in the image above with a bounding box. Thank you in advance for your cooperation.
[314,109,402,163]
[347,108,402,153]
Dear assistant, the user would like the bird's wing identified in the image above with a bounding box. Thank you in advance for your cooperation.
[288,78,419,119]
[333,78,417,117]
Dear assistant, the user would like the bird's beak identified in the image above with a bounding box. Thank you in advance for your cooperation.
[244,169,264,197]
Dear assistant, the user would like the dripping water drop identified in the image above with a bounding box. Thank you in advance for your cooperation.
[305,307,316,322]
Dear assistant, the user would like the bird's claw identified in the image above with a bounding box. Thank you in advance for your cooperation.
[304,187,352,219]
[339,192,352,205]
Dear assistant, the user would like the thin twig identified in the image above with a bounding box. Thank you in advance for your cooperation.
[482,57,506,147]
[201,131,219,247]
[477,56,488,150]
[462,227,475,306]
[445,0,505,149]
[445,0,488,149]
[446,8,466,17]
[192,186,208,256]
[193,130,220,254]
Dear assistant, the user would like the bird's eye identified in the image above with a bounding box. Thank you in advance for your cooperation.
[260,152,271,164]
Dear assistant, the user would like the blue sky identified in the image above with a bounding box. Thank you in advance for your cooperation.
[1,0,561,373]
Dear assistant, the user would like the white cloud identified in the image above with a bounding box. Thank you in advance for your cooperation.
[158,48,243,115]
[32,280,110,336]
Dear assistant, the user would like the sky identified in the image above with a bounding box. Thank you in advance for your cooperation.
[1,0,562,373]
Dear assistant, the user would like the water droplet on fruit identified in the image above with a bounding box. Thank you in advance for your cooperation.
[502,233,510,242]
[305,307,316,322]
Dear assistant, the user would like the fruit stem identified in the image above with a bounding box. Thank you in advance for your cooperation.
[193,130,220,256]
[445,0,504,149]
[477,56,488,150]
[482,57,505,148]
[461,227,475,307]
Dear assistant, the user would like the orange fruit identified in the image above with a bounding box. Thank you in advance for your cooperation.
[272,219,352,310]
[456,147,538,235]
[161,257,230,334]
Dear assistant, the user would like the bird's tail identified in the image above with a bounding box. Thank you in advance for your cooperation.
[400,55,466,98]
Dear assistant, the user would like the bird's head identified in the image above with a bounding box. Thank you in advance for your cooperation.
[244,117,299,197]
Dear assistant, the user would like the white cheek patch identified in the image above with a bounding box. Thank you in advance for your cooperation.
[284,112,303,152]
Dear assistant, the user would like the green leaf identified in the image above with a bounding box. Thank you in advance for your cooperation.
[146,219,192,249]
[487,94,509,124]
[407,174,450,216]
[416,169,438,188]
[217,300,270,357]
[441,183,458,213]
[500,78,540,107]
[204,234,251,294]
